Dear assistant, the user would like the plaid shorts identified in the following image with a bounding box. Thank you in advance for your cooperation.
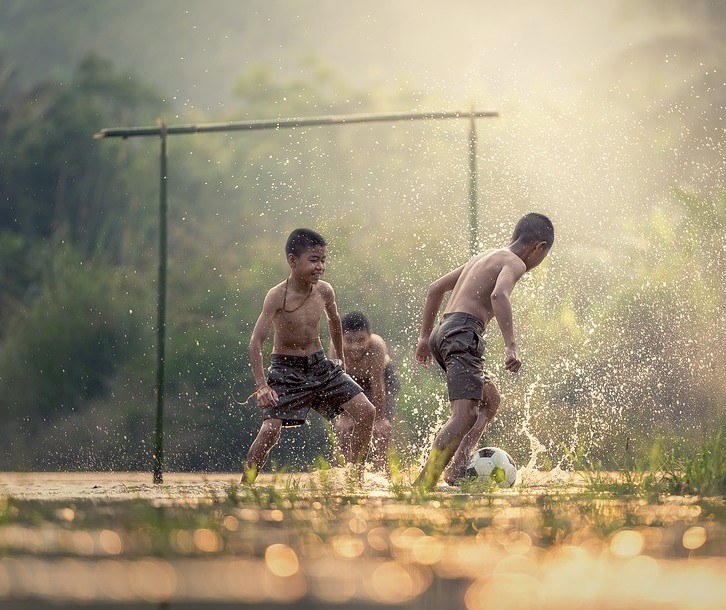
[263,350,363,427]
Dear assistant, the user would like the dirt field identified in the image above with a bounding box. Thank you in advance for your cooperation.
[1,470,724,609]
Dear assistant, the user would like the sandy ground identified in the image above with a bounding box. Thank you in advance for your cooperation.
[0,471,256,501]
[1,471,723,609]
[0,468,581,502]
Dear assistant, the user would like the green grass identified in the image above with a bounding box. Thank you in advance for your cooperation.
[680,428,726,496]
[565,427,726,499]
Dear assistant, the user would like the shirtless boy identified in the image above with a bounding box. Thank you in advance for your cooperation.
[414,213,554,490]
[245,228,375,484]
[329,312,400,470]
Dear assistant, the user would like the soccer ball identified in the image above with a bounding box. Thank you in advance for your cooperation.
[466,447,517,487]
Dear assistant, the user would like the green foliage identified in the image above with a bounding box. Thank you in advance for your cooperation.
[0,54,163,257]
[0,248,141,418]
[679,428,726,496]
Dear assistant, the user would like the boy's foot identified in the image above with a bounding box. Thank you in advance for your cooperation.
[241,465,258,486]
[443,468,467,487]
[344,462,365,486]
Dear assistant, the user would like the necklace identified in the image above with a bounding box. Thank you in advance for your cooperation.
[282,276,313,313]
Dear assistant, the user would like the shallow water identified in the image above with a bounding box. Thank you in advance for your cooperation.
[1,471,724,609]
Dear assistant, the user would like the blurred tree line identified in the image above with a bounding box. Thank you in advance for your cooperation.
[0,41,724,473]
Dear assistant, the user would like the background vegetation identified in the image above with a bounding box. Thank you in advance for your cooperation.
[0,1,724,473]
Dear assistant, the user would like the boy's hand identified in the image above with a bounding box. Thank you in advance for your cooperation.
[415,337,432,366]
[255,385,279,408]
[504,347,521,373]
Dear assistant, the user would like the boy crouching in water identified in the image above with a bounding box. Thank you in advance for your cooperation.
[329,312,401,472]
[414,213,554,490]
[244,228,375,484]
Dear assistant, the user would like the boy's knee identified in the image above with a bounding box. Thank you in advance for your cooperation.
[374,417,392,437]
[261,419,282,443]
[451,399,480,427]
[350,395,375,423]
[362,398,376,422]
[335,413,354,437]
[481,384,501,419]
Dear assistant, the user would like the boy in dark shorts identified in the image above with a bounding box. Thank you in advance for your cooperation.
[329,312,400,471]
[414,213,554,490]
[244,229,375,484]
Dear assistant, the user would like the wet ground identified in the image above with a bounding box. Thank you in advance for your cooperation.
[1,470,724,609]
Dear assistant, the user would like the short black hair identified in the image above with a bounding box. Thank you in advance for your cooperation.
[285,228,327,258]
[511,213,555,247]
[341,311,370,333]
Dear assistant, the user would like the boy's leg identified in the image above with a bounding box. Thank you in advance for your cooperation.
[414,399,479,491]
[333,413,354,465]
[443,383,501,485]
[244,418,283,484]
[370,417,393,471]
[371,375,397,472]
[338,393,375,465]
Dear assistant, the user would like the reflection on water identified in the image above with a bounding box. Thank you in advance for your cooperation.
[0,472,725,609]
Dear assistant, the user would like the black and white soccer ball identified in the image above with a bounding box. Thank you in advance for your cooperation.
[465,447,517,487]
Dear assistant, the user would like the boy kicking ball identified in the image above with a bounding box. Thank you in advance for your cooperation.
[414,213,554,490]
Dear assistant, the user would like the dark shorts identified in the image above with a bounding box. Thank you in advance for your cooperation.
[263,350,363,427]
[429,312,492,402]
[356,362,401,421]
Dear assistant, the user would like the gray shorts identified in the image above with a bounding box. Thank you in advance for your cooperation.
[263,350,363,427]
[429,312,492,401]
[356,362,401,421]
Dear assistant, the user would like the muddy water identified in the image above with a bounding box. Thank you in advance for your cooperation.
[0,471,724,609]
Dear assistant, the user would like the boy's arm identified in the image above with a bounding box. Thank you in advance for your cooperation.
[490,261,526,372]
[369,338,387,419]
[248,289,280,407]
[323,284,345,370]
[415,265,465,365]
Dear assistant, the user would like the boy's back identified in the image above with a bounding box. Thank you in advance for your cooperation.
[443,248,527,327]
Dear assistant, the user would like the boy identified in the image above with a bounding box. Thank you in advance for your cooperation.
[414,212,554,490]
[328,312,401,471]
[245,228,375,484]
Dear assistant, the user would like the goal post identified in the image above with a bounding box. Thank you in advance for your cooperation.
[95,108,499,483]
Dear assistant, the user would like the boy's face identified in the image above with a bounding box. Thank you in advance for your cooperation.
[289,245,327,283]
[343,330,371,358]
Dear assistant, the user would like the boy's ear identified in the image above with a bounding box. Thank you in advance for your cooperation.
[287,253,297,266]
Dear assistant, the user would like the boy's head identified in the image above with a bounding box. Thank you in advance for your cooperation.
[341,311,372,357]
[285,228,327,282]
[511,213,554,270]
[286,228,327,258]
[511,213,555,247]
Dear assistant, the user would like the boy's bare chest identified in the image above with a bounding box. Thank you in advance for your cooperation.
[274,296,325,330]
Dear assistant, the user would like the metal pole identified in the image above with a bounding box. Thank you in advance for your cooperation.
[94,109,498,140]
[468,114,478,255]
[153,119,168,485]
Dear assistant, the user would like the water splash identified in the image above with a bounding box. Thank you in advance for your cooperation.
[518,378,548,471]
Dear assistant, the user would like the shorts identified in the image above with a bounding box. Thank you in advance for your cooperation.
[263,350,363,427]
[357,362,401,421]
[428,312,492,402]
